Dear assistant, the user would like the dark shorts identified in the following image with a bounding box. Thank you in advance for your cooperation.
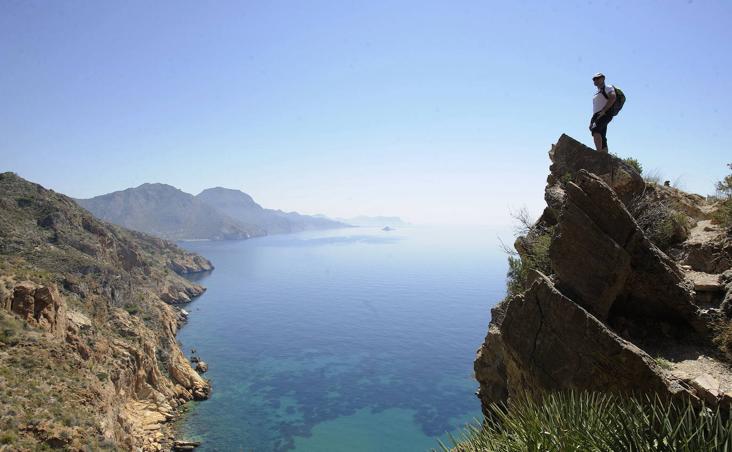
[589,112,613,136]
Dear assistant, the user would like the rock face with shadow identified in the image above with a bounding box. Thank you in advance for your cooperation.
[475,135,732,415]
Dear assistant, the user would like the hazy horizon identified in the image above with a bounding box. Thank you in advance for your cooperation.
[2,1,730,225]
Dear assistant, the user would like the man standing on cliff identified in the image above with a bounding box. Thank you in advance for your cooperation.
[590,72,616,152]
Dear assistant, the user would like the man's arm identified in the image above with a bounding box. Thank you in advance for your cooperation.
[599,91,617,116]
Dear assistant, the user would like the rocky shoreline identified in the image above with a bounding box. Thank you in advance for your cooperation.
[0,172,214,450]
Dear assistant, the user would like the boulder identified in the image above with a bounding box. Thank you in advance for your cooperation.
[689,373,721,406]
[169,347,210,401]
[173,440,201,451]
[67,310,93,331]
[687,272,723,292]
[548,134,644,204]
[11,282,36,322]
[680,221,732,273]
[194,361,208,373]
[551,171,704,333]
[10,283,66,337]
[33,286,66,335]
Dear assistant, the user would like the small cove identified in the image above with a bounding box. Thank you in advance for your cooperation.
[176,226,506,451]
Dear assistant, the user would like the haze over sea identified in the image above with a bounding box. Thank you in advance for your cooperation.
[176,225,506,451]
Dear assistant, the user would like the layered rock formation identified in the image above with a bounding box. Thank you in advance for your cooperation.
[0,172,211,450]
[475,135,732,415]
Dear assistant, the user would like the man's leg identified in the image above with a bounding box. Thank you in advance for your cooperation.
[593,132,603,151]
[600,115,612,152]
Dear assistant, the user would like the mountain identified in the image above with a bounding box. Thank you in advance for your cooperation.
[337,215,409,227]
[474,134,732,418]
[76,183,263,241]
[0,172,212,450]
[77,184,348,241]
[196,187,349,235]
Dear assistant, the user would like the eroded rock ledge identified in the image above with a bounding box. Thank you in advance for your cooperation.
[475,134,732,415]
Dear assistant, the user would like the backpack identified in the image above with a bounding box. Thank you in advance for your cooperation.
[600,85,626,116]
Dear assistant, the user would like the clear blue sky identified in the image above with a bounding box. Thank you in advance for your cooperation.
[1,1,730,225]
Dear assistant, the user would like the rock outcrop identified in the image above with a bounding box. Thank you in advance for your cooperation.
[551,171,705,332]
[547,134,645,203]
[476,274,683,403]
[475,135,732,416]
[10,283,66,338]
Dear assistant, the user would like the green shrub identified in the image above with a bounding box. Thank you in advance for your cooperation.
[15,197,33,208]
[629,193,689,250]
[713,320,732,360]
[713,201,732,229]
[654,357,673,370]
[503,209,553,297]
[505,230,552,297]
[440,391,732,452]
[505,256,525,297]
[61,413,79,427]
[659,210,690,244]
[0,431,16,444]
[123,304,139,316]
[0,312,23,346]
[622,157,643,175]
[716,164,732,197]
[712,164,732,229]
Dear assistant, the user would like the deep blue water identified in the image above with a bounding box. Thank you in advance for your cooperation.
[176,226,506,451]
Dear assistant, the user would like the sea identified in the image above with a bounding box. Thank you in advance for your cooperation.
[175,225,507,451]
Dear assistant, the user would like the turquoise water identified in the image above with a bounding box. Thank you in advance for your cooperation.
[177,226,506,451]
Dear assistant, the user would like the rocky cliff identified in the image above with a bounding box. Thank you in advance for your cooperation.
[475,135,732,415]
[0,172,212,450]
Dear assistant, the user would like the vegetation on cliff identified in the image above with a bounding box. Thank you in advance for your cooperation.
[441,391,732,452]
[713,164,732,229]
[0,172,211,450]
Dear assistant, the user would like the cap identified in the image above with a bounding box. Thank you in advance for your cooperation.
[592,72,605,80]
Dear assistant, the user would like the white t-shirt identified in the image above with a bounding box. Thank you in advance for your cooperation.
[593,84,615,114]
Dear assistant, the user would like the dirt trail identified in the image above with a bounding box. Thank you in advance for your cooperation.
[686,219,725,246]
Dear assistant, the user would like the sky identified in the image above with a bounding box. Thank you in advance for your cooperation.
[1,0,730,225]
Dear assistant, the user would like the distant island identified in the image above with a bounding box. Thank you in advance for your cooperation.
[76,184,349,241]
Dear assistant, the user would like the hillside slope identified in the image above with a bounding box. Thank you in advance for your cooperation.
[0,172,212,450]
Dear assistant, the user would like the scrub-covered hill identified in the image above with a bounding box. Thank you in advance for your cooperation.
[0,172,212,450]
